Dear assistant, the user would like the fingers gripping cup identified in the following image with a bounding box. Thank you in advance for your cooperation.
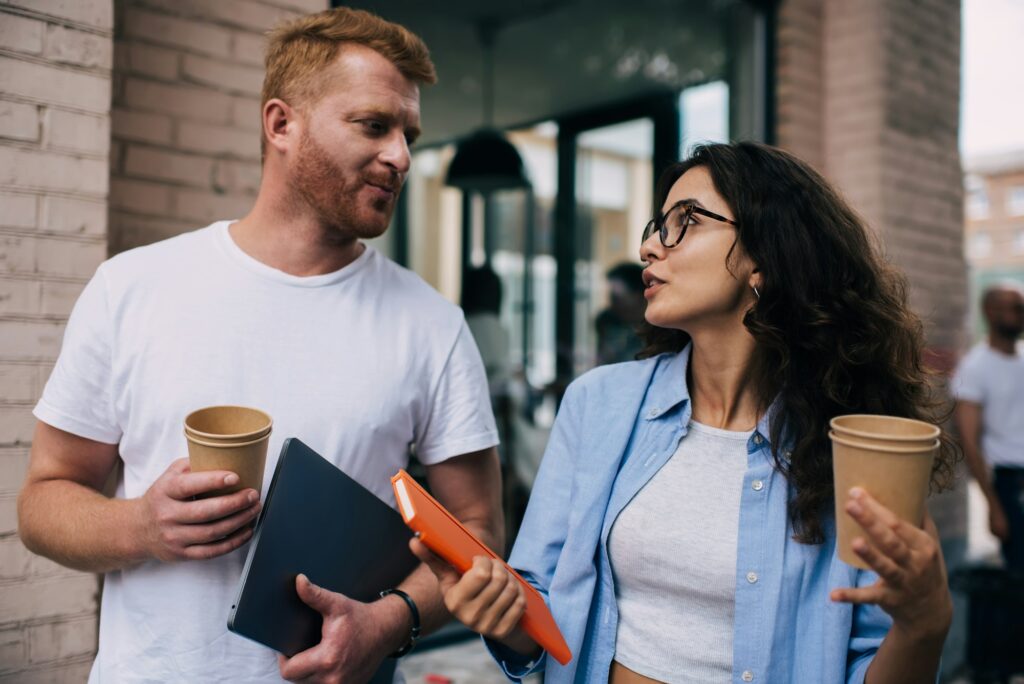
[184,406,272,498]
[829,414,938,569]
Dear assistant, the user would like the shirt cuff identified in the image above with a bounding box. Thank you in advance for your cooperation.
[482,634,546,681]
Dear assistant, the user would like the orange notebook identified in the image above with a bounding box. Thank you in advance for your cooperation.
[391,469,572,666]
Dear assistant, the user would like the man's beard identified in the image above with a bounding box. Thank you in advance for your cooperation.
[290,131,398,240]
[993,322,1024,339]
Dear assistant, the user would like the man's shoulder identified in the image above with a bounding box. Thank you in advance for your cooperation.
[102,223,219,277]
[366,250,462,319]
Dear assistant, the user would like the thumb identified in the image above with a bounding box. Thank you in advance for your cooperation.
[409,538,461,591]
[294,574,338,616]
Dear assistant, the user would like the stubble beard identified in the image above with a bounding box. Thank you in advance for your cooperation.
[291,130,396,241]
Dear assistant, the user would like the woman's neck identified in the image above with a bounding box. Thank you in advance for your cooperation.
[687,328,761,432]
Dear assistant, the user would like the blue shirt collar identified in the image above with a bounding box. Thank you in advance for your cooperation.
[643,343,790,453]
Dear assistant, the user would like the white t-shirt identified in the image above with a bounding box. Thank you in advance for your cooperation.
[34,221,498,683]
[608,420,751,683]
[951,342,1024,468]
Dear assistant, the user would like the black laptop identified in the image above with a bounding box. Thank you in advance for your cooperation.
[228,438,418,678]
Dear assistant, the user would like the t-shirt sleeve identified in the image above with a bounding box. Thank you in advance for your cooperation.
[33,267,121,444]
[950,351,985,404]
[415,320,499,465]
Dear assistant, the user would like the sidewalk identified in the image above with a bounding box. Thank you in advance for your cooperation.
[401,637,541,684]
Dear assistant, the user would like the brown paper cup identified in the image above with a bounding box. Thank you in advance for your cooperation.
[830,430,936,569]
[184,405,272,444]
[830,414,939,449]
[185,431,270,498]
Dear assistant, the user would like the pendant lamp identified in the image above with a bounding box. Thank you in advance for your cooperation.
[445,20,531,191]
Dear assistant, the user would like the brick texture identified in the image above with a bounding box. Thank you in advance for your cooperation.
[0,2,112,679]
[109,0,327,255]
[775,0,968,546]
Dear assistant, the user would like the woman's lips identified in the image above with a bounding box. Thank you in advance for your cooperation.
[643,273,666,299]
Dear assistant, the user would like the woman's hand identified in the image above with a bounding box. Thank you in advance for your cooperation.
[830,487,952,642]
[410,538,540,657]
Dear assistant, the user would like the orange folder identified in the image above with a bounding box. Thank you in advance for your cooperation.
[391,469,572,665]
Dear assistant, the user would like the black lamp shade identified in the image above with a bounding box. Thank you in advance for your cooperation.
[445,128,531,191]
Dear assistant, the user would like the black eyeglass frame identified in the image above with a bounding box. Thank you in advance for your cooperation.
[642,199,738,248]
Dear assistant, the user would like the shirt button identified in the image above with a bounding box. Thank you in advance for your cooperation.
[742,670,754,682]
[746,571,759,584]
[753,434,763,445]
[647,408,659,418]
[751,480,764,491]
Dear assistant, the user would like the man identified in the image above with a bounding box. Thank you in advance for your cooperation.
[17,8,503,683]
[953,281,1024,572]
[595,262,646,366]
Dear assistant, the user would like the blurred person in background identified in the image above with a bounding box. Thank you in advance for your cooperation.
[16,7,502,683]
[596,262,647,366]
[953,281,1024,572]
[463,265,512,402]
[416,142,957,683]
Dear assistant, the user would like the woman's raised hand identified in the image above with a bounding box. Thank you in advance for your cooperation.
[410,538,539,656]
[830,487,953,642]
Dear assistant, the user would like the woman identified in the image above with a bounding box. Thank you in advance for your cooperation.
[413,142,956,683]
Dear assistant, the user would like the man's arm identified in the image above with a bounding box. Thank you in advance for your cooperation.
[277,446,503,682]
[409,445,505,632]
[954,400,1009,540]
[18,421,262,573]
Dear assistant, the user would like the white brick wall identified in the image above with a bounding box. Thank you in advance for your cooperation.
[0,1,113,679]
[110,0,327,253]
[0,1,326,677]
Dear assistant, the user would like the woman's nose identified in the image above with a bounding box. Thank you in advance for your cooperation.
[640,232,663,263]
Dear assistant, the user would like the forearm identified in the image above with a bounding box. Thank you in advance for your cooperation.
[962,444,997,501]
[397,515,505,636]
[18,479,148,573]
[864,624,946,684]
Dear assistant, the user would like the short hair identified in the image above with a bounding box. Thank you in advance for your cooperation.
[462,266,503,315]
[982,280,1024,309]
[606,262,645,294]
[261,7,436,155]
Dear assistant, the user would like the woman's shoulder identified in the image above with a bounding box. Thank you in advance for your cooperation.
[561,355,670,410]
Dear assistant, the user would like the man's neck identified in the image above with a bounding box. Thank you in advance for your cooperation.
[988,334,1019,356]
[230,191,364,277]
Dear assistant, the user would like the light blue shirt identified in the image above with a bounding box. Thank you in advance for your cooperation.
[487,345,892,683]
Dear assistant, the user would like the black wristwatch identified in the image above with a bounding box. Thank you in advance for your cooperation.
[380,588,421,657]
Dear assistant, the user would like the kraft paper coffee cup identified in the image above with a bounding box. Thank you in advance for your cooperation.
[830,429,937,569]
[184,406,272,497]
[830,414,939,449]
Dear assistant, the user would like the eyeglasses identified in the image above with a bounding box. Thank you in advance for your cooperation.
[641,199,737,248]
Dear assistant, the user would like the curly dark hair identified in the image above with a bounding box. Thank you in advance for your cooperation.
[639,142,959,544]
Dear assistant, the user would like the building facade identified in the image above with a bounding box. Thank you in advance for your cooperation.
[963,150,1024,339]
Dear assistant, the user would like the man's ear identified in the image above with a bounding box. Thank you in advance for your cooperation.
[263,98,297,156]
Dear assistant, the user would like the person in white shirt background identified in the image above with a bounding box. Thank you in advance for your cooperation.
[953,281,1024,572]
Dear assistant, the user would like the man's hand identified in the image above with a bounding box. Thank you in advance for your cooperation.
[277,574,406,684]
[139,458,261,562]
[989,498,1010,541]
